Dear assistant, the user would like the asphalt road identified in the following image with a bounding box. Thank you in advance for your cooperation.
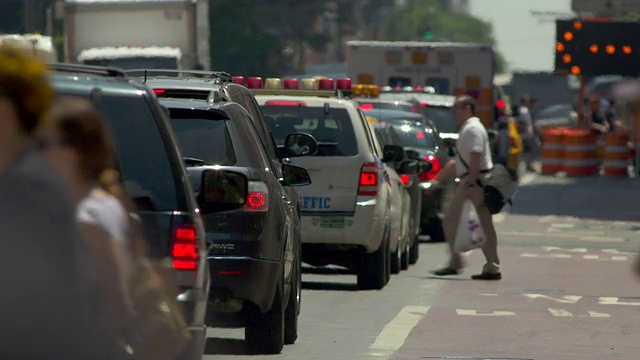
[203,171,640,360]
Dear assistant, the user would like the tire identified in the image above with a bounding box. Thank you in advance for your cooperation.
[390,246,401,274]
[400,241,410,270]
[409,235,420,265]
[245,286,285,354]
[284,256,300,345]
[357,227,389,290]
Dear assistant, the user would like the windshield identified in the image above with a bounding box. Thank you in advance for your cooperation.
[169,119,237,166]
[422,106,458,134]
[260,106,358,156]
[83,56,179,70]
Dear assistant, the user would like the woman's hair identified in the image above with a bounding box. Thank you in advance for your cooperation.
[0,44,55,135]
[45,96,115,182]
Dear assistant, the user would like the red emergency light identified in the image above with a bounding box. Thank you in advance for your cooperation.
[318,78,334,90]
[336,78,352,91]
[284,79,299,89]
[246,77,263,89]
[233,76,245,85]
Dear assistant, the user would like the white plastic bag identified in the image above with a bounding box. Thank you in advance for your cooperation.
[454,200,486,253]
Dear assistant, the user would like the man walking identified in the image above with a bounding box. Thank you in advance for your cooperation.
[430,95,501,280]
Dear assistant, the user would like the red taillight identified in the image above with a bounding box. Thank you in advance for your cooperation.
[420,102,428,107]
[244,181,269,212]
[400,174,411,185]
[336,78,352,91]
[496,99,506,115]
[360,103,374,111]
[284,79,299,89]
[416,131,425,139]
[264,100,306,107]
[414,85,424,91]
[420,155,442,182]
[318,78,335,90]
[172,224,198,271]
[247,77,263,89]
[153,89,166,96]
[358,162,379,196]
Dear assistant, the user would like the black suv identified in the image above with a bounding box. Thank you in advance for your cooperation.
[49,64,210,360]
[159,98,314,354]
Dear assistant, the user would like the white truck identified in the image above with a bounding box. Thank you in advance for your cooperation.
[63,0,210,70]
[0,34,58,63]
[346,41,496,127]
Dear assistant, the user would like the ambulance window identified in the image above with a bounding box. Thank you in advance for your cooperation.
[425,78,450,94]
[388,77,411,88]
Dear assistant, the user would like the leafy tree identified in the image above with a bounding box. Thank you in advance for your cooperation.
[382,0,508,72]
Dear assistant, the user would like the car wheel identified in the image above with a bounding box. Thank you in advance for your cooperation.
[357,226,389,290]
[284,256,300,345]
[400,240,410,270]
[245,285,285,354]
[390,245,401,275]
[409,235,420,265]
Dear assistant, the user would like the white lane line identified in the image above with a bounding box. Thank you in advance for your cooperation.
[520,173,536,185]
[367,306,430,358]
[493,213,506,223]
[548,308,573,317]
[538,215,557,223]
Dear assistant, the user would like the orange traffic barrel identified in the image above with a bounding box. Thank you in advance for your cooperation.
[603,132,630,177]
[541,127,566,175]
[563,128,599,176]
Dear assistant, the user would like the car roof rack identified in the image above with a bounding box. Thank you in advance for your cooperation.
[124,69,234,83]
[47,63,127,78]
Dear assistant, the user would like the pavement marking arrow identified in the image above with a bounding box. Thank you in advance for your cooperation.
[548,308,573,317]
[367,305,430,357]
[523,294,582,303]
[456,309,515,316]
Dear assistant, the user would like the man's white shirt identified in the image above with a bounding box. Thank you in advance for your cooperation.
[456,116,493,177]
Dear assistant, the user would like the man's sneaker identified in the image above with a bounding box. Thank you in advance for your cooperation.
[471,272,502,280]
[431,268,459,276]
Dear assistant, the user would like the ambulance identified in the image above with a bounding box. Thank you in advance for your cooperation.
[346,40,496,128]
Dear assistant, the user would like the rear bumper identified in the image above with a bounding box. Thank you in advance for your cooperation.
[299,198,386,253]
[207,256,280,313]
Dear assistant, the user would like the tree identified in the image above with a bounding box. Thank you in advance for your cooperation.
[382,0,508,72]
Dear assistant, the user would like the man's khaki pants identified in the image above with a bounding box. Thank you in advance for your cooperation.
[445,178,500,274]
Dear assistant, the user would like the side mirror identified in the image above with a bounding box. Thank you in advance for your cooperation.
[198,170,247,212]
[418,159,433,174]
[382,144,404,162]
[281,164,312,187]
[284,132,318,157]
[397,159,419,175]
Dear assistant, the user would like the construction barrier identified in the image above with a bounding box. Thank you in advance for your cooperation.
[563,128,599,177]
[596,136,606,158]
[541,127,566,175]
[603,132,630,177]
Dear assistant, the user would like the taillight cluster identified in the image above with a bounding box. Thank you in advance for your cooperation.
[172,224,198,271]
[400,174,411,186]
[244,181,269,212]
[358,162,380,196]
[419,155,442,182]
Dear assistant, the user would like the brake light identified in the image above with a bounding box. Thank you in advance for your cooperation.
[172,224,198,271]
[400,174,411,185]
[360,103,374,111]
[264,100,306,107]
[358,162,379,196]
[496,99,506,115]
[420,102,428,107]
[416,131,425,139]
[419,155,442,182]
[244,181,269,212]
[153,89,166,96]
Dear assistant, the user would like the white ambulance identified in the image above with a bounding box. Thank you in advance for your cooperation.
[346,40,496,128]
[0,34,57,63]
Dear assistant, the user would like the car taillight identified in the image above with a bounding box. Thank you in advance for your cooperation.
[358,162,379,196]
[244,181,269,212]
[264,100,306,107]
[420,155,442,182]
[172,224,198,271]
[496,99,506,116]
[400,174,411,185]
[153,89,166,96]
[360,103,374,111]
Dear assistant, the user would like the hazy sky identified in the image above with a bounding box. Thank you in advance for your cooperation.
[468,0,574,73]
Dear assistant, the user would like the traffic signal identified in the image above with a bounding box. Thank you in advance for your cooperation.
[554,19,640,77]
[424,31,432,40]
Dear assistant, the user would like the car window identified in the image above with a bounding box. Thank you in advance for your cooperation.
[387,122,438,149]
[261,105,358,156]
[422,106,458,134]
[169,118,236,166]
[96,96,179,211]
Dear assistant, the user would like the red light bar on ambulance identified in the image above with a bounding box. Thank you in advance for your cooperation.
[246,77,263,89]
[318,78,334,90]
[233,76,245,85]
[284,79,299,89]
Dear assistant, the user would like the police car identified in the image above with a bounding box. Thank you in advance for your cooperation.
[247,77,406,290]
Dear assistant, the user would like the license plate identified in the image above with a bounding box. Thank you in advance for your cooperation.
[320,217,345,229]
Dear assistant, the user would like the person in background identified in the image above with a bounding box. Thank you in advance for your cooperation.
[430,95,501,281]
[517,95,536,172]
[585,97,613,135]
[39,96,133,359]
[0,45,94,358]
